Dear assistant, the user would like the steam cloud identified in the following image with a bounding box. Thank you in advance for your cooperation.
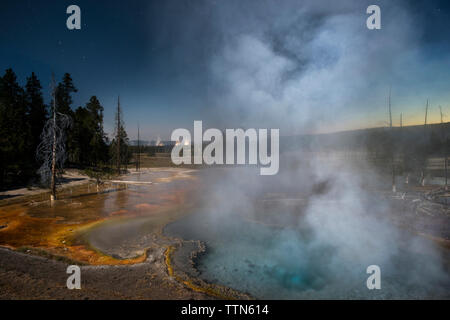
[204,0,419,133]
[166,0,449,298]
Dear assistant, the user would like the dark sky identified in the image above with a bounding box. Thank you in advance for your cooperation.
[1,0,450,140]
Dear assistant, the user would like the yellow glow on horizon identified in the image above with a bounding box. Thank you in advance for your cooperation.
[314,114,448,135]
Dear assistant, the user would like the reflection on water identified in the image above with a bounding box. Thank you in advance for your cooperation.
[24,170,193,220]
[165,209,450,299]
[77,170,198,258]
[0,169,196,258]
[165,211,339,299]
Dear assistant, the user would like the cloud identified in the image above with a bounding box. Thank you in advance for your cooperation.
[206,0,420,133]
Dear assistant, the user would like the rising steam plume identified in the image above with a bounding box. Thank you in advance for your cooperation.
[164,0,450,299]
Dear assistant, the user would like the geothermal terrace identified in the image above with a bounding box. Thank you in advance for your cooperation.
[0,165,449,299]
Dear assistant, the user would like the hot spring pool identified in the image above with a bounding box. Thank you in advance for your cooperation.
[164,211,450,299]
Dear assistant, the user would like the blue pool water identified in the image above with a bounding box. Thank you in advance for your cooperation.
[165,210,450,299]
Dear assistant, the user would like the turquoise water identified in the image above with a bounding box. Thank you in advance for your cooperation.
[165,211,450,299]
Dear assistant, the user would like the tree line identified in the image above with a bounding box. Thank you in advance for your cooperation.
[0,68,130,190]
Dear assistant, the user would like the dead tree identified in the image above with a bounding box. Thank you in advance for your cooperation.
[439,106,448,189]
[116,96,121,175]
[388,88,396,192]
[421,100,429,186]
[36,74,71,201]
[113,96,129,174]
[400,112,409,185]
[136,123,141,172]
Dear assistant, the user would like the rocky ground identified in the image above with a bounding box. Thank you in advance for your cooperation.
[0,168,221,299]
[0,167,448,300]
[0,246,210,300]
[0,169,90,201]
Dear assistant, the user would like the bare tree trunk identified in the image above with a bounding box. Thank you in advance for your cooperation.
[439,106,448,190]
[136,123,140,172]
[116,96,121,175]
[389,88,396,193]
[446,157,448,190]
[138,124,140,172]
[421,100,429,187]
[50,75,57,202]
[36,76,71,201]
[400,113,409,185]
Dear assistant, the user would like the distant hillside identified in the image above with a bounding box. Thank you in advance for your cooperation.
[281,122,450,155]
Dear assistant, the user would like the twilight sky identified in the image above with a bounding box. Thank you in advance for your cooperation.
[0,0,449,141]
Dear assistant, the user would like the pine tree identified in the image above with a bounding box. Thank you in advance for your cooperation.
[110,97,130,174]
[0,68,28,188]
[72,106,91,165]
[72,96,108,166]
[25,72,48,165]
[56,73,77,117]
[55,73,77,163]
[110,125,130,173]
[86,96,108,166]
